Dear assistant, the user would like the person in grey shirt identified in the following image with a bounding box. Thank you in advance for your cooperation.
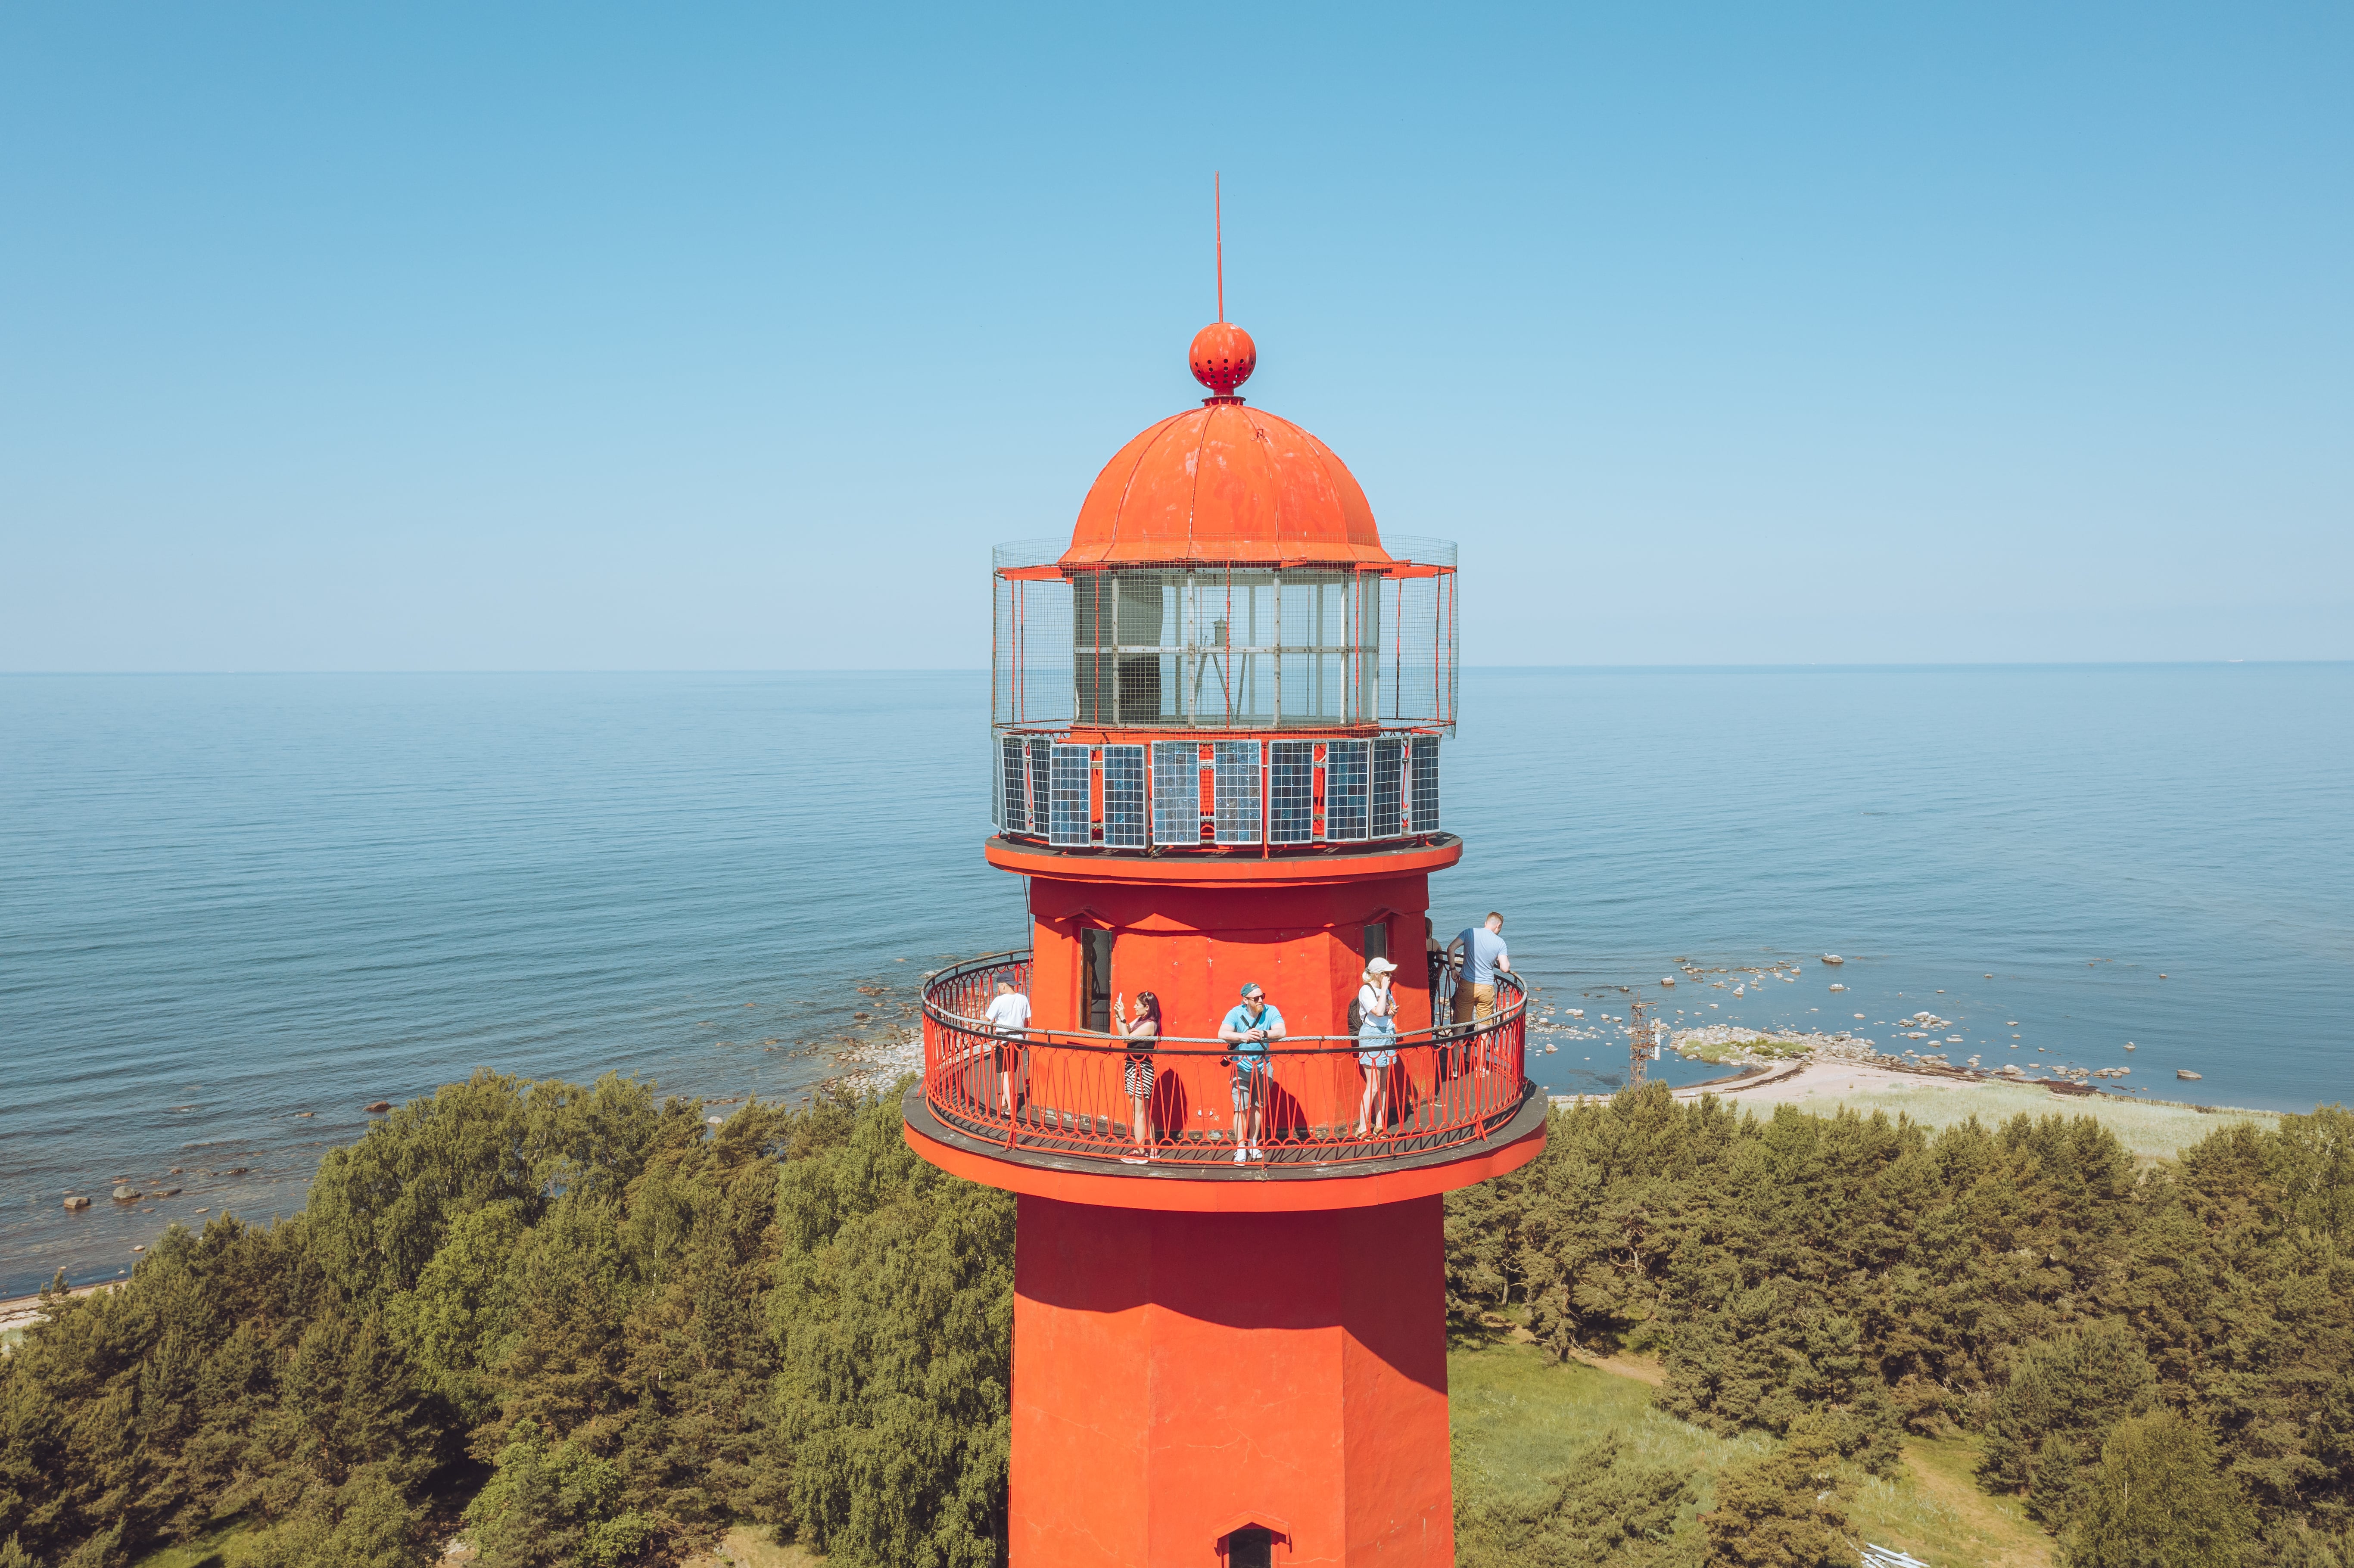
[1448,911,1510,1029]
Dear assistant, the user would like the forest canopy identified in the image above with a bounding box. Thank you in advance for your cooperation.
[2,1076,2347,1568]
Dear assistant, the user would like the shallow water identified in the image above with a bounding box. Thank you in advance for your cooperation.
[3,666,2347,1295]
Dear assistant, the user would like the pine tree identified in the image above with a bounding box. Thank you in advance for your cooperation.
[771,1092,1015,1568]
[1978,1321,2155,1527]
[1699,1420,1849,1568]
[2064,1410,2254,1568]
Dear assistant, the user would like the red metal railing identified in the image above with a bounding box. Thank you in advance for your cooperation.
[920,953,1530,1168]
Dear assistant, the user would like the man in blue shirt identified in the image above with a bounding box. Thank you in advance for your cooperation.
[1218,983,1286,1164]
[1450,911,1511,1030]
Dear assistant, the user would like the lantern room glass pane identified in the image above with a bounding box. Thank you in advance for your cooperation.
[1069,566,1392,728]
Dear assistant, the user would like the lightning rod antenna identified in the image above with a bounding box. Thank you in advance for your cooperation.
[1215,172,1225,322]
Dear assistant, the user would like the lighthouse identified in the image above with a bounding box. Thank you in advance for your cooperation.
[902,316,1546,1568]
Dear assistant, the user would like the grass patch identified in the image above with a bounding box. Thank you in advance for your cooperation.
[682,1524,822,1566]
[1677,1038,1808,1065]
[1449,1336,2060,1568]
[1858,1434,2055,1568]
[127,1517,260,1568]
[1449,1333,1762,1550]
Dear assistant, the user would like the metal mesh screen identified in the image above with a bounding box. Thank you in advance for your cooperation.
[1102,745,1146,849]
[1379,572,1455,730]
[1269,740,1314,845]
[1151,740,1199,846]
[1373,737,1404,838]
[1212,740,1262,845]
[1048,745,1092,846]
[1324,737,1370,841]
[1408,735,1441,833]
[994,541,1074,729]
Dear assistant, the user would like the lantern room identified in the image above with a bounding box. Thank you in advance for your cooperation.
[991,327,1459,854]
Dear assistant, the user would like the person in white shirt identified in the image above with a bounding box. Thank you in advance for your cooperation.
[1354,957,1400,1138]
[981,979,1031,1114]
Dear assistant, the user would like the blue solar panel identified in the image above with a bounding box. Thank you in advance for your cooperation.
[1000,737,1028,832]
[1102,745,1146,849]
[1026,739,1052,834]
[1372,738,1404,838]
[1269,740,1314,844]
[1324,738,1370,841]
[1409,736,1441,833]
[1151,740,1199,846]
[1049,745,1092,846]
[1213,740,1261,845]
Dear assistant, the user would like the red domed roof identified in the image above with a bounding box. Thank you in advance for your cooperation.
[1059,327,1393,569]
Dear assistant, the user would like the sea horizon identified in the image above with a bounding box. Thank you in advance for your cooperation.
[5,663,2349,1297]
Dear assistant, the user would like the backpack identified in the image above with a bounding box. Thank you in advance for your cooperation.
[1347,995,1365,1032]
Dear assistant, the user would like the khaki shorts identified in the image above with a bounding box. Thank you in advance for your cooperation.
[1451,982,1497,1027]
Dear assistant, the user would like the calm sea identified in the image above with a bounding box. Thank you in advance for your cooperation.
[4,666,2348,1297]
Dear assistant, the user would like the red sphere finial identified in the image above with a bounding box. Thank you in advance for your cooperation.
[1189,321,1256,402]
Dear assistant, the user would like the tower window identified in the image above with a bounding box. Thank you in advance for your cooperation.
[1080,928,1114,1033]
[1363,920,1389,965]
[1227,1526,1275,1568]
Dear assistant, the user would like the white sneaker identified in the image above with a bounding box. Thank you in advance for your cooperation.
[1233,1147,1249,1165]
[1249,1145,1266,1160]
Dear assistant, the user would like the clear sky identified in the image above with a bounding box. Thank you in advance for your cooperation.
[3,4,2347,670]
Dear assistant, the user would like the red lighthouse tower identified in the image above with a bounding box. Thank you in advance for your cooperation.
[903,318,1545,1568]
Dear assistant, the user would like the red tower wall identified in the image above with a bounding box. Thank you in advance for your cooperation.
[1011,1193,1453,1568]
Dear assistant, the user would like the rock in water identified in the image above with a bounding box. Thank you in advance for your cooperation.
[112,1185,140,1202]
[64,1195,92,1210]
[1821,954,1843,965]
[2177,1069,2202,1080]
[365,1101,392,1113]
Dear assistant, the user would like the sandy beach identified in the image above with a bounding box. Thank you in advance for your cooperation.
[1559,1060,2282,1161]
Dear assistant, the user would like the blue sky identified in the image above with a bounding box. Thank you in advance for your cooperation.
[3,3,2346,670]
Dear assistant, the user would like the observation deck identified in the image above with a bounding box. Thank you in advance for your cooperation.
[903,952,1547,1210]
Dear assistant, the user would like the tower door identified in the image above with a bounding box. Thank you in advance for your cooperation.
[1226,1525,1276,1567]
[1080,927,1114,1033]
